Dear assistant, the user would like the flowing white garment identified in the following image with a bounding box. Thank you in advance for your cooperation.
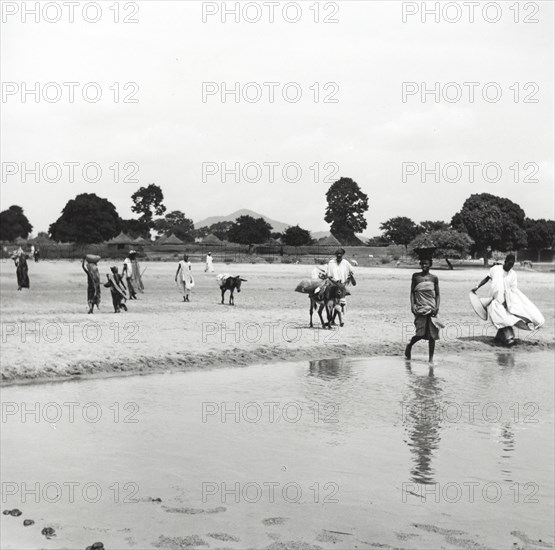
[487,265,544,330]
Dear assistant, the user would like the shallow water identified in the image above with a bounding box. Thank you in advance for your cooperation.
[1,352,554,549]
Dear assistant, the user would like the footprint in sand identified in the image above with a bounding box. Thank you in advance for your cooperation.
[152,534,208,548]
[207,532,240,542]
[262,517,289,526]
[163,506,226,515]
[511,530,553,549]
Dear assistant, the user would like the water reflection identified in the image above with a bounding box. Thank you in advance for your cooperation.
[496,352,516,369]
[308,357,348,380]
[402,362,444,484]
[499,421,515,482]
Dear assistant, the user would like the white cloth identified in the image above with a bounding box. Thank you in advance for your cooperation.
[178,260,194,289]
[216,273,231,287]
[205,255,214,272]
[326,258,354,284]
[487,265,544,330]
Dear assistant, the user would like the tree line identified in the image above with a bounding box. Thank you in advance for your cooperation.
[1,181,553,263]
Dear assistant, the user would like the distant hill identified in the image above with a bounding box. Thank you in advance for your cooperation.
[194,209,370,243]
[194,209,292,233]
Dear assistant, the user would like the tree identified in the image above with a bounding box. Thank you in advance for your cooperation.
[380,216,420,251]
[227,215,272,244]
[153,210,195,242]
[452,193,527,264]
[325,177,369,245]
[131,184,166,224]
[419,220,449,233]
[409,229,474,270]
[120,218,151,239]
[49,193,120,243]
[525,218,555,261]
[208,221,234,241]
[0,205,33,241]
[366,235,390,247]
[282,225,313,246]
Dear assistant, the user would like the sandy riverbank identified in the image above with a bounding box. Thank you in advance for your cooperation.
[1,261,553,384]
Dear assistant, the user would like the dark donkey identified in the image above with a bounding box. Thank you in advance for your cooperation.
[221,276,247,305]
[309,279,348,329]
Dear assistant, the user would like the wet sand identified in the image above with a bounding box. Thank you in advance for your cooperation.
[1,261,553,384]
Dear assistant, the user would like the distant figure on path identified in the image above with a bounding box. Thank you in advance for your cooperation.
[12,248,30,290]
[205,251,214,273]
[176,254,194,302]
[471,254,544,346]
[123,250,144,299]
[34,248,40,262]
[405,258,441,363]
[104,266,128,313]
[82,257,101,314]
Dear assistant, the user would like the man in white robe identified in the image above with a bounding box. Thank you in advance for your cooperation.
[472,254,544,345]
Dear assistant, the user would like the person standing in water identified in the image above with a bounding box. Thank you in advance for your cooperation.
[405,258,440,363]
[175,254,194,302]
[82,257,101,314]
[471,253,544,345]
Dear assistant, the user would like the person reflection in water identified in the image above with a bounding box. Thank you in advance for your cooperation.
[402,364,443,485]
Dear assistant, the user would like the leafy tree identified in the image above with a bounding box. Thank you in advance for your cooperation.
[419,220,449,233]
[49,194,120,243]
[0,205,33,241]
[324,177,369,245]
[271,231,284,241]
[380,216,421,251]
[208,221,234,241]
[34,231,52,242]
[366,235,391,247]
[282,225,313,246]
[120,218,151,239]
[153,210,195,242]
[525,218,555,261]
[227,215,272,244]
[409,229,474,270]
[452,193,527,264]
[131,184,166,224]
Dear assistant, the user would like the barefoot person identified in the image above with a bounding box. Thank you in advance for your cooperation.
[205,251,214,273]
[123,250,144,299]
[175,254,194,302]
[104,266,128,313]
[82,257,101,314]
[12,248,30,291]
[405,258,440,362]
[471,254,544,345]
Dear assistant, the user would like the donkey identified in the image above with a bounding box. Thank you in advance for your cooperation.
[308,279,348,329]
[220,276,247,305]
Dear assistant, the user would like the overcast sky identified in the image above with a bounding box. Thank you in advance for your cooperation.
[2,0,554,235]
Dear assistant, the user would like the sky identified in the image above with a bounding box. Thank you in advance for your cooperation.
[1,0,554,236]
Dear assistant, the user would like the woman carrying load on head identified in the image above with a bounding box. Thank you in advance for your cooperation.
[12,247,30,291]
[82,256,101,314]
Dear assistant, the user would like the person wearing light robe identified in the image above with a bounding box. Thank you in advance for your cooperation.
[472,254,544,345]
[316,248,356,312]
[205,252,214,273]
[405,258,441,363]
[175,255,194,302]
